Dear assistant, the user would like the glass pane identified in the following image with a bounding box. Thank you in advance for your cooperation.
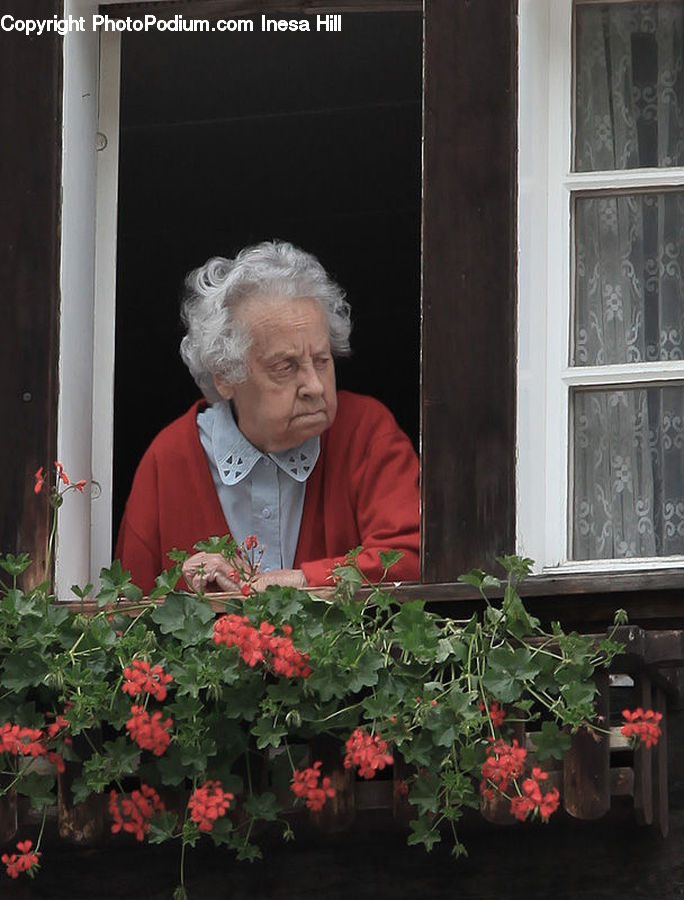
[574,191,684,365]
[575,2,684,171]
[572,386,684,559]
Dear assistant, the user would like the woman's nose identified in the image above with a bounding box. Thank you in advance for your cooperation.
[298,363,324,396]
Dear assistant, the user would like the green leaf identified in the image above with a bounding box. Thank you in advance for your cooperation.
[457,569,487,589]
[408,774,441,816]
[13,592,43,619]
[97,559,130,605]
[496,555,534,578]
[424,704,462,747]
[148,811,179,844]
[243,791,279,822]
[530,721,572,761]
[151,593,214,644]
[306,664,352,703]
[263,586,306,622]
[398,730,440,769]
[1,652,48,690]
[235,841,262,862]
[208,815,235,846]
[407,815,442,851]
[334,565,363,595]
[560,679,597,710]
[481,646,541,704]
[181,818,201,848]
[502,585,540,636]
[193,535,236,556]
[251,717,287,750]
[167,547,191,565]
[347,649,384,692]
[487,645,541,680]
[219,678,264,720]
[480,670,521,704]
[16,771,56,810]
[0,553,32,577]
[391,600,441,658]
[378,550,403,571]
[148,565,183,600]
[156,745,189,787]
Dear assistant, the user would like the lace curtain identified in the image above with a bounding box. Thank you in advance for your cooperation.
[572,2,684,559]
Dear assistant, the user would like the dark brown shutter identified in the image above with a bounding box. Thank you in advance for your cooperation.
[0,0,63,584]
[421,0,518,581]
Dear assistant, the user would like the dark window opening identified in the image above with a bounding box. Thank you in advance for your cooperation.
[113,11,423,544]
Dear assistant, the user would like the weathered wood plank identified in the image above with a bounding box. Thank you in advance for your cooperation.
[308,735,356,832]
[563,671,611,819]
[633,674,654,826]
[654,685,669,838]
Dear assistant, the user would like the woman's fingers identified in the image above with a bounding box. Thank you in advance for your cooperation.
[182,552,226,592]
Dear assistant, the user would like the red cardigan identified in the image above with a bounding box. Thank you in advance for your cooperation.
[115,391,419,593]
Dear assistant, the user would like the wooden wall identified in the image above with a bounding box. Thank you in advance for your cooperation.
[0,0,63,583]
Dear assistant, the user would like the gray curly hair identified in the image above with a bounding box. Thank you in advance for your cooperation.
[180,241,352,402]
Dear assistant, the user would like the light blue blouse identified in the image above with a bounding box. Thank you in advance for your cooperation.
[196,402,320,571]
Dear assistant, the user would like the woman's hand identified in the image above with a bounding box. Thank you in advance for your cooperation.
[182,552,240,593]
[250,569,307,593]
[182,553,307,594]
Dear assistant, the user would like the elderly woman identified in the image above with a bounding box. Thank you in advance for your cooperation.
[116,241,419,594]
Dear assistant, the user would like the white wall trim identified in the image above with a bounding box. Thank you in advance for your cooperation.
[516,0,551,573]
[56,0,100,597]
[91,29,122,583]
[57,1,168,596]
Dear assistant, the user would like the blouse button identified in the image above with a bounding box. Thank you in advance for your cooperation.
[262,507,272,519]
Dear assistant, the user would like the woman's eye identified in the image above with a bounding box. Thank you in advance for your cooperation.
[273,361,296,376]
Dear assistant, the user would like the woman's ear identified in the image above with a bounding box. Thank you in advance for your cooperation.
[213,374,234,400]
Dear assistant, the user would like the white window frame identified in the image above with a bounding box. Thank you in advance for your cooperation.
[56,0,143,597]
[517,0,684,575]
[57,0,422,595]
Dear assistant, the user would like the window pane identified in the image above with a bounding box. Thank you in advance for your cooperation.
[572,386,684,559]
[575,1,684,172]
[574,191,684,365]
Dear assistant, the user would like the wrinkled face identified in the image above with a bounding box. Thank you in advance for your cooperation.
[214,295,338,453]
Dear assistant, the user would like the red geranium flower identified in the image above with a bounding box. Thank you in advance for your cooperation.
[125,706,172,756]
[122,659,173,702]
[213,615,312,678]
[621,708,662,748]
[55,461,69,485]
[109,784,165,841]
[33,467,45,495]
[0,723,47,758]
[188,780,234,832]
[479,700,506,728]
[343,728,393,779]
[291,761,336,812]
[507,766,558,823]
[481,738,527,793]
[2,840,40,879]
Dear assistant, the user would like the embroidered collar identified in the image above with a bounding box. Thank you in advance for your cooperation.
[210,402,320,485]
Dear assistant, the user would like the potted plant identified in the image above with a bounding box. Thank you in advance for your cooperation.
[0,464,661,897]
